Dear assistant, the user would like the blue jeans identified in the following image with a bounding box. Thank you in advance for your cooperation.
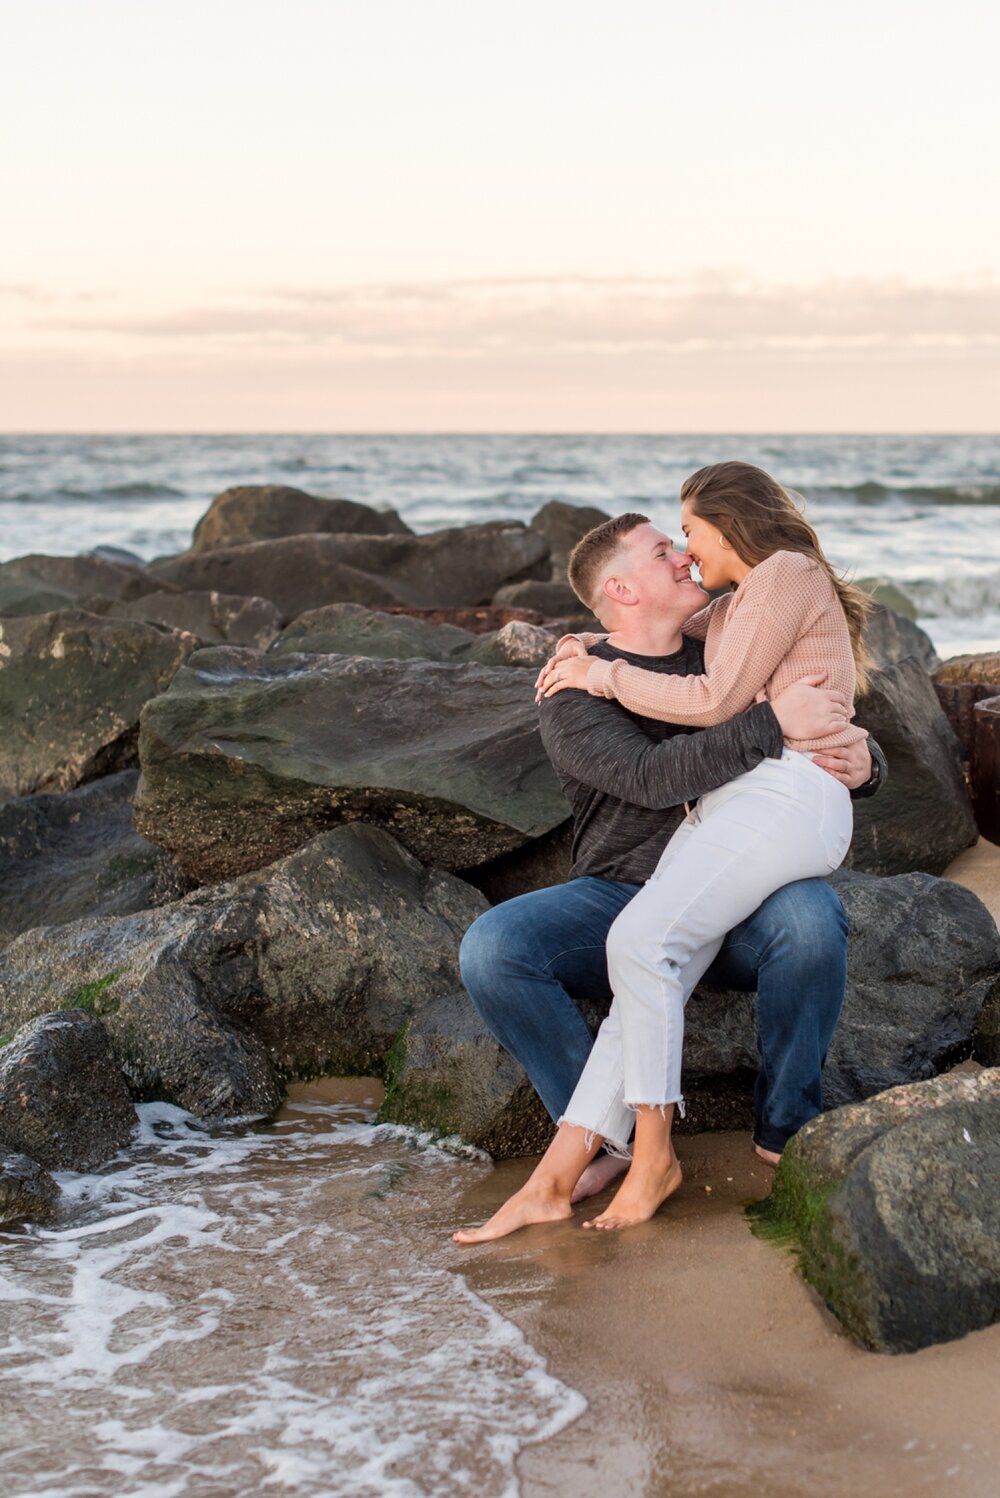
[459,876,847,1154]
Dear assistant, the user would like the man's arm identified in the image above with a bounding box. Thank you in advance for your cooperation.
[539,690,783,810]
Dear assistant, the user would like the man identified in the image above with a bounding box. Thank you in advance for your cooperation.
[459,513,883,1209]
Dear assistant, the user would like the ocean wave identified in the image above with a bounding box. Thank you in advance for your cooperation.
[819,481,1000,507]
[902,572,1000,619]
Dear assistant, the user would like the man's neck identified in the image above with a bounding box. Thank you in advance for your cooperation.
[604,615,688,658]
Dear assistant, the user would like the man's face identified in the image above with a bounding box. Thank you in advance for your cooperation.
[610,522,708,618]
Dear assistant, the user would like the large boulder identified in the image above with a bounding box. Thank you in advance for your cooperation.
[0,1146,59,1225]
[529,500,611,578]
[0,552,166,616]
[0,1011,136,1171]
[189,484,411,553]
[146,523,550,616]
[0,770,189,949]
[0,611,197,802]
[381,869,1000,1156]
[86,589,284,650]
[268,604,554,670]
[755,1069,1000,1353]
[850,658,978,875]
[864,606,939,672]
[0,824,486,1120]
[268,602,479,662]
[382,989,552,1158]
[492,578,598,626]
[133,648,568,882]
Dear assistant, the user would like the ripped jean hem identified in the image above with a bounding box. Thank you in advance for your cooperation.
[624,1096,686,1120]
[557,1115,633,1159]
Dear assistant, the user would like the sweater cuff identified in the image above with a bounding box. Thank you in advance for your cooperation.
[586,657,614,697]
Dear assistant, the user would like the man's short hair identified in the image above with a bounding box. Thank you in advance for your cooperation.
[567,512,649,611]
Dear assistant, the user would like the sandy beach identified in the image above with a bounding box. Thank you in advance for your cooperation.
[445,841,1000,1498]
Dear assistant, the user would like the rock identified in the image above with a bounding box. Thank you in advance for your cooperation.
[382,868,1000,1156]
[148,523,549,616]
[0,770,190,948]
[850,658,978,876]
[0,552,166,616]
[858,576,918,621]
[133,648,568,881]
[85,589,284,649]
[460,821,574,904]
[466,621,556,670]
[384,605,548,634]
[0,611,198,802]
[755,1069,1000,1352]
[381,990,552,1157]
[0,825,486,1120]
[822,872,1000,1104]
[492,578,598,625]
[268,602,477,662]
[189,484,411,554]
[529,500,611,578]
[0,1146,59,1225]
[0,1011,136,1171]
[269,605,555,670]
[864,606,939,672]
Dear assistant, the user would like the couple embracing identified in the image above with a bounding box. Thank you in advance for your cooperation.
[454,460,886,1243]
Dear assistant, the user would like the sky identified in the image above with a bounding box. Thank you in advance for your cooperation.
[1,0,997,431]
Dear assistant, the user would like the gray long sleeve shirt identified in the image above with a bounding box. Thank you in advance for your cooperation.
[538,635,885,885]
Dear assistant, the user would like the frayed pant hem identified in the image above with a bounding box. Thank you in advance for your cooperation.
[557,1115,632,1159]
[623,1097,686,1120]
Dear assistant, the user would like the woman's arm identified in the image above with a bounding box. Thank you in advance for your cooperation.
[544,553,828,727]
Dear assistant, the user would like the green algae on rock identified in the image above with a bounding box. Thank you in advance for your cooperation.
[751,1069,1000,1353]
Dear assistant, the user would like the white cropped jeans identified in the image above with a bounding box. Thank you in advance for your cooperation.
[560,750,853,1152]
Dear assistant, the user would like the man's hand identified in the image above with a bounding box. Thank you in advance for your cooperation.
[771,675,851,741]
[812,736,872,790]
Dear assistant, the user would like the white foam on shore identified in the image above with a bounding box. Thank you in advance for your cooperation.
[0,1101,585,1498]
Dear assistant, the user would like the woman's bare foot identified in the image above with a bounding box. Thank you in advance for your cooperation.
[452,1181,574,1245]
[582,1152,682,1231]
[570,1152,629,1204]
[754,1143,781,1167]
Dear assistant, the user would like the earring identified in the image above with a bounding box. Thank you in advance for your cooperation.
[718,534,731,550]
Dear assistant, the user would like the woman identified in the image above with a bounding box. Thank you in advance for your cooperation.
[454,461,871,1243]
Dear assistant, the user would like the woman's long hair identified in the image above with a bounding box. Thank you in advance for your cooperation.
[680,461,873,696]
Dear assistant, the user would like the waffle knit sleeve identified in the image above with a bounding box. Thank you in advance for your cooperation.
[584,552,828,727]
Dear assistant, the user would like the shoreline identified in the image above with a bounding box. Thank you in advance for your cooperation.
[446,840,1000,1497]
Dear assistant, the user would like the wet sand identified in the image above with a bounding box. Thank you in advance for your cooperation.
[449,841,1000,1498]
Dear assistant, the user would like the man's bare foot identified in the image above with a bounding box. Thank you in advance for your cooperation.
[452,1181,573,1245]
[754,1144,781,1167]
[582,1153,682,1231]
[570,1152,629,1204]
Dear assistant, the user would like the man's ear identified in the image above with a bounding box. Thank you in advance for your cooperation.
[601,573,635,609]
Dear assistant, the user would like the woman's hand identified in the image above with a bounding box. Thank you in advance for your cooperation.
[534,638,589,703]
[536,654,594,699]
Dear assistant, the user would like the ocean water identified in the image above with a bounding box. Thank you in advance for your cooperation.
[0,1091,585,1498]
[1,433,999,657]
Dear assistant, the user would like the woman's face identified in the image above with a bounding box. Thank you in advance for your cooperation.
[680,500,735,590]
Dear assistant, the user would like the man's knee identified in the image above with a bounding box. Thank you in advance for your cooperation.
[757,879,847,966]
[458,907,507,1003]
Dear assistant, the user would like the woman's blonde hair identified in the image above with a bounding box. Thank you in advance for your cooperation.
[680,461,873,696]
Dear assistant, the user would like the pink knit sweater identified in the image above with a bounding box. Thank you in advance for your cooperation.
[573,550,867,753]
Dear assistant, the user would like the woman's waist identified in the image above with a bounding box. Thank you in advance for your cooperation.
[781,723,869,753]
